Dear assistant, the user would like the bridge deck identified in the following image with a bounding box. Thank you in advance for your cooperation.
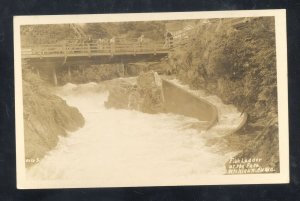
[22,40,170,59]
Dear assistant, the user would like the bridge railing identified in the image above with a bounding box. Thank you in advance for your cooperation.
[21,40,169,58]
[171,27,200,47]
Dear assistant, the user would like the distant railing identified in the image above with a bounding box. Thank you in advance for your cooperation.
[171,27,200,47]
[171,18,253,47]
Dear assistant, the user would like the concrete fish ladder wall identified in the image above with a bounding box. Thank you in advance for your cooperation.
[161,79,218,129]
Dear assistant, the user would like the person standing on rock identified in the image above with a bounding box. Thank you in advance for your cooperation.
[137,34,144,50]
[97,38,103,50]
[164,30,173,48]
[110,37,116,55]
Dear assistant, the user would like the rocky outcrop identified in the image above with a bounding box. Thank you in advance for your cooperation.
[23,71,85,167]
[104,71,164,114]
[104,78,136,109]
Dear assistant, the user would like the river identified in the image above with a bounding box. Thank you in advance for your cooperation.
[26,79,244,187]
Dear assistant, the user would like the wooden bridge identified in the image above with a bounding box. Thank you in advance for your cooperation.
[21,38,171,85]
[21,39,170,64]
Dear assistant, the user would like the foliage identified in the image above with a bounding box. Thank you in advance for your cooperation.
[21,21,166,46]
[21,24,76,46]
[170,17,279,170]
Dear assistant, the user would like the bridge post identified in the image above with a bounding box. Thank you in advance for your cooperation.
[120,63,125,77]
[52,67,58,86]
[123,63,128,76]
[68,65,72,81]
[88,43,91,57]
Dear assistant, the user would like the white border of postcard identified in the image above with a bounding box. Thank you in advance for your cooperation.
[14,9,289,189]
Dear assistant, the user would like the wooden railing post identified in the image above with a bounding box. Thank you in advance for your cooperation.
[53,67,58,86]
[153,44,157,55]
[63,42,67,60]
[88,43,91,57]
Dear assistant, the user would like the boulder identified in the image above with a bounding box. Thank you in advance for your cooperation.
[104,78,136,109]
[104,71,164,114]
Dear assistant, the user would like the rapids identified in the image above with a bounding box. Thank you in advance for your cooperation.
[26,80,243,186]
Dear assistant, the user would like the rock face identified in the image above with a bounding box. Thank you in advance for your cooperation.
[125,63,148,76]
[126,61,173,76]
[104,78,136,109]
[104,71,164,114]
[23,71,85,167]
[137,71,164,113]
[58,64,125,85]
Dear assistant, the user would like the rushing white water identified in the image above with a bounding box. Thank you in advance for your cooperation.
[26,80,242,186]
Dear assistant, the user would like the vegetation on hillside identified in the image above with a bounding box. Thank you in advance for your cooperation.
[21,24,77,46]
[21,21,167,46]
[85,21,165,40]
[169,17,279,171]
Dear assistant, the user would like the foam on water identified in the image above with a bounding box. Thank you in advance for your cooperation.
[26,81,240,186]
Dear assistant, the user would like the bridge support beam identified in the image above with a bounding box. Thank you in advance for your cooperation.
[53,67,58,86]
[36,68,40,78]
[123,63,128,76]
[68,65,72,80]
[120,63,125,77]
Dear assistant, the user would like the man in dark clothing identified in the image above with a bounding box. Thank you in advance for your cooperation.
[165,30,174,48]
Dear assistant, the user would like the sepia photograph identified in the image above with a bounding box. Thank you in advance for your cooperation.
[14,10,288,189]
